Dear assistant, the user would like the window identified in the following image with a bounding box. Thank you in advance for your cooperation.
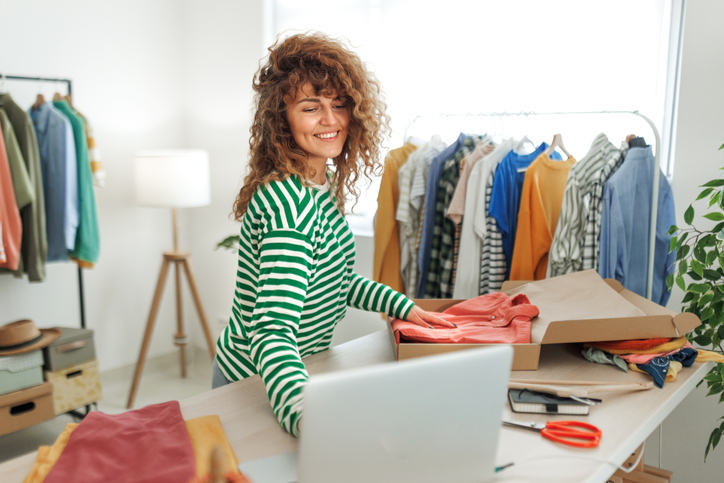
[270,0,682,236]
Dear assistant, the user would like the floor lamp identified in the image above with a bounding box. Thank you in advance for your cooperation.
[127,150,216,409]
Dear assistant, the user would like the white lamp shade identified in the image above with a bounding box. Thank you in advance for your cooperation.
[134,150,211,207]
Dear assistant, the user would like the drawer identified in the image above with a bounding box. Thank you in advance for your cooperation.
[45,359,102,414]
[0,382,55,436]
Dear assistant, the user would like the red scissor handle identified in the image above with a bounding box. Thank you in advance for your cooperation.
[541,421,602,448]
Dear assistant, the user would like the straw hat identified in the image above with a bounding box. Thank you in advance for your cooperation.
[0,319,61,356]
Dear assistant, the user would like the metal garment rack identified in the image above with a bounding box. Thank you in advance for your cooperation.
[404,110,662,301]
[1,74,92,419]
[0,74,87,329]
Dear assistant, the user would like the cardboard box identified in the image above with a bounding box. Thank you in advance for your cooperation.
[0,382,55,436]
[388,270,700,370]
[43,326,97,372]
[45,359,102,415]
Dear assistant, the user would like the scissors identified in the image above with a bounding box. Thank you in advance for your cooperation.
[502,420,602,448]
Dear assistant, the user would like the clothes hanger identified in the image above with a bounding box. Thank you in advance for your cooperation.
[53,92,64,102]
[32,80,45,110]
[514,135,536,154]
[544,133,572,159]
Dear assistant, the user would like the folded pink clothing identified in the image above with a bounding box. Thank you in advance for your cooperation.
[619,341,695,364]
[44,400,196,483]
[391,292,539,344]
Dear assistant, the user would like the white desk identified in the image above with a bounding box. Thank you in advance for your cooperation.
[0,331,712,482]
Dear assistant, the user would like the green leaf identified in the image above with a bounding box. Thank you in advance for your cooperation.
[668,224,679,235]
[720,142,724,150]
[700,291,715,307]
[679,259,689,274]
[706,428,720,461]
[711,191,722,208]
[676,274,686,291]
[214,234,239,251]
[697,334,714,347]
[695,246,708,263]
[685,205,695,225]
[678,245,691,261]
[704,269,722,281]
[719,188,724,210]
[704,212,724,221]
[718,325,724,340]
[682,291,696,303]
[698,188,715,200]
[669,236,678,254]
[666,273,674,290]
[706,373,722,383]
[690,282,712,293]
[714,429,722,452]
[709,249,721,266]
[703,179,724,188]
[689,270,703,281]
[701,307,715,323]
[691,260,704,277]
[718,229,724,241]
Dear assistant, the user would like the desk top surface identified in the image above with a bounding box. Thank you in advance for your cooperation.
[1,331,712,483]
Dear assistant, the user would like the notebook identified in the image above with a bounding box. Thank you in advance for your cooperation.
[508,388,589,415]
[240,345,513,483]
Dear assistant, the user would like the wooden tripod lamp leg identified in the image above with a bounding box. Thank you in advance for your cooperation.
[174,260,187,378]
[181,258,217,359]
[127,257,171,409]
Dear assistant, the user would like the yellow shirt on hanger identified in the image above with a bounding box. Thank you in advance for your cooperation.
[373,143,418,293]
[510,153,576,280]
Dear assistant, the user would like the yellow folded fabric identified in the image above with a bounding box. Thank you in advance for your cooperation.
[185,415,240,476]
[23,423,78,483]
[586,336,687,355]
[628,361,683,383]
[696,349,724,364]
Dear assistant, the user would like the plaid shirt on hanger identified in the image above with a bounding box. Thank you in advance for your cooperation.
[425,136,481,298]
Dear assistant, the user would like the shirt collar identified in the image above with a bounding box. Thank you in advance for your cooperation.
[29,102,52,135]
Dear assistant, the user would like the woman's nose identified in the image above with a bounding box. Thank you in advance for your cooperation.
[319,106,335,125]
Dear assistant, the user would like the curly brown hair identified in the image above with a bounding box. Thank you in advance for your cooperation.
[232,31,391,220]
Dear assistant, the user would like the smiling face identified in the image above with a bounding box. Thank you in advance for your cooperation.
[286,83,350,182]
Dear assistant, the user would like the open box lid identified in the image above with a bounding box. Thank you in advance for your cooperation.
[501,270,700,345]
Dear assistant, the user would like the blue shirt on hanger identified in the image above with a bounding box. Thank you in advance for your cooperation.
[598,146,675,306]
[488,142,560,280]
[416,133,466,297]
[29,102,78,261]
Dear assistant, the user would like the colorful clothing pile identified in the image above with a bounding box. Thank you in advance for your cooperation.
[583,337,724,388]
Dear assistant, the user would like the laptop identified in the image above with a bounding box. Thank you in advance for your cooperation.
[240,345,513,483]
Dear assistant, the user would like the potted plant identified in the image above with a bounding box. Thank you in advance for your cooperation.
[667,141,724,460]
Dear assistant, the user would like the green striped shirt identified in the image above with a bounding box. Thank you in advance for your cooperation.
[216,175,414,436]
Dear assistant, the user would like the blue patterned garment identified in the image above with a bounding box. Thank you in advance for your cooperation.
[635,348,698,388]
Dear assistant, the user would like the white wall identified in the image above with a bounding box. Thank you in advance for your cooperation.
[649,0,724,477]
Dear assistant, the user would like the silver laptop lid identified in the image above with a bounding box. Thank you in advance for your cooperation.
[298,345,513,483]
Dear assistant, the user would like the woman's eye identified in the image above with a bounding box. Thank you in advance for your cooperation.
[333,104,346,110]
[303,108,317,113]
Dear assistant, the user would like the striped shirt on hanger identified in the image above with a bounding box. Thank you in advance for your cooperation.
[480,163,507,294]
[216,175,414,436]
[547,133,619,277]
[581,141,628,271]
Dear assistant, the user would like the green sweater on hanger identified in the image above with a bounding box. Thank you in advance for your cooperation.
[53,99,99,264]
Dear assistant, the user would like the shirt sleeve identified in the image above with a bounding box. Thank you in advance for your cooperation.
[347,272,415,319]
[249,228,314,437]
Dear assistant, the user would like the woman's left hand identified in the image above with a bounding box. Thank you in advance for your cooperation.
[404,305,457,329]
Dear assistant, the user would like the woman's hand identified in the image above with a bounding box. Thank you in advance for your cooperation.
[404,305,457,329]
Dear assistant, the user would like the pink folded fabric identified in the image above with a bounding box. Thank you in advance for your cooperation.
[391,292,539,344]
[44,401,195,483]
[619,341,695,364]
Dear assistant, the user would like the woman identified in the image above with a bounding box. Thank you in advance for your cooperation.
[212,32,451,436]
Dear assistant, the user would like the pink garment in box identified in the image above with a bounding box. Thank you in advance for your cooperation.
[44,400,195,483]
[391,292,539,344]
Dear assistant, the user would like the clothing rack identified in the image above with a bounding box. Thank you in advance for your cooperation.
[0,73,87,329]
[404,110,662,301]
